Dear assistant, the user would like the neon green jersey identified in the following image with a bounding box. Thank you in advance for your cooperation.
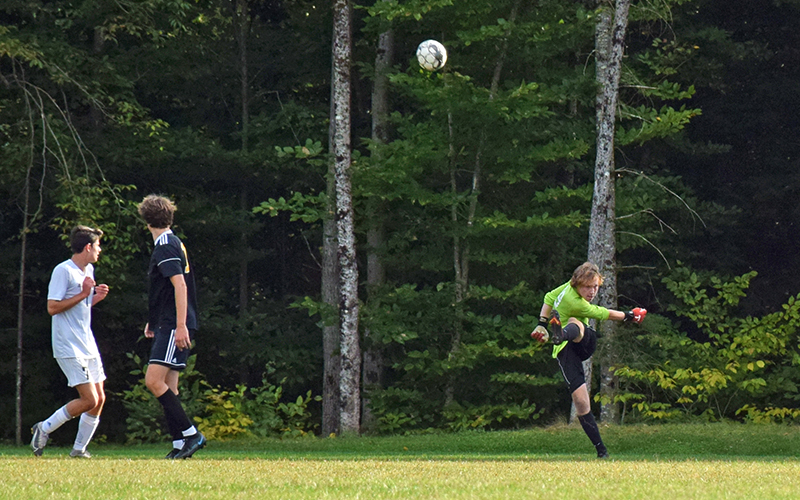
[544,282,610,324]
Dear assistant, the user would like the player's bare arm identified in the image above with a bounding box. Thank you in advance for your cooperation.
[47,276,95,316]
[92,284,109,305]
[170,273,191,350]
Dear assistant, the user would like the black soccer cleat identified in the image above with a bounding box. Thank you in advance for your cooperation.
[165,448,181,459]
[549,311,564,344]
[174,432,206,459]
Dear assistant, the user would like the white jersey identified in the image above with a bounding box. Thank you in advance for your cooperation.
[47,259,100,359]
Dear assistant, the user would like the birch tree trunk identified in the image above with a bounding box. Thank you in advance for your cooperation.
[322,0,346,437]
[362,26,393,431]
[332,0,360,435]
[321,160,340,435]
[587,0,631,424]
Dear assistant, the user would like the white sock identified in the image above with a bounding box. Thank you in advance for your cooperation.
[181,425,198,437]
[73,413,100,452]
[172,439,185,450]
[42,406,73,434]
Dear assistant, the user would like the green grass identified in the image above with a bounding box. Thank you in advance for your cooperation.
[2,423,800,499]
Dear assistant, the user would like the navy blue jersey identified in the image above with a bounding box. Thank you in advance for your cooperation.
[147,230,198,330]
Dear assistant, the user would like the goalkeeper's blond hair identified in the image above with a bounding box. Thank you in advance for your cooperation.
[570,262,604,289]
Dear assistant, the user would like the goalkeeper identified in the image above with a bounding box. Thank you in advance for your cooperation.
[530,262,646,458]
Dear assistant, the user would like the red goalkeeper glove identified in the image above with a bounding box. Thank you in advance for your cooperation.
[624,307,647,324]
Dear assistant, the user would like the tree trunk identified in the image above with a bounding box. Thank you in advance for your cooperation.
[15,157,32,446]
[14,83,42,446]
[587,0,631,424]
[332,0,360,436]
[444,109,461,407]
[235,0,252,320]
[362,26,393,431]
[321,168,340,435]
[322,4,343,437]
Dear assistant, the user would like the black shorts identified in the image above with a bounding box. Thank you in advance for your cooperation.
[149,326,196,371]
[556,324,597,393]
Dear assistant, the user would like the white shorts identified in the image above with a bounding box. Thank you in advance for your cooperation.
[56,357,106,387]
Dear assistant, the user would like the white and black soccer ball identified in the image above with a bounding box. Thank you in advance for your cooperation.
[416,39,447,71]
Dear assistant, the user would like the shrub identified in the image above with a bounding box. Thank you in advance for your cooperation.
[119,355,320,442]
[611,267,800,422]
[118,353,210,444]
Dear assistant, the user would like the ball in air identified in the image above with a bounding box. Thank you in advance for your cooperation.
[416,39,447,71]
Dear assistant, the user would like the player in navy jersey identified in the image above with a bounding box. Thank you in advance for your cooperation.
[138,195,205,459]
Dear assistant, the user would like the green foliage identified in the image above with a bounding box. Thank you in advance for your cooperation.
[617,105,700,146]
[253,191,328,225]
[736,405,800,424]
[612,268,800,423]
[0,25,43,63]
[360,283,560,433]
[193,385,255,441]
[194,380,321,440]
[367,387,435,433]
[364,0,457,24]
[442,400,541,432]
[195,377,320,440]
[51,176,142,282]
[120,354,321,443]
[637,38,703,77]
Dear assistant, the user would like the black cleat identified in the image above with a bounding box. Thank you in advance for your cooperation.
[549,311,564,344]
[165,448,181,459]
[174,433,206,459]
[597,445,609,459]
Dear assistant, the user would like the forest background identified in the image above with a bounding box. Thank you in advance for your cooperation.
[3,0,800,445]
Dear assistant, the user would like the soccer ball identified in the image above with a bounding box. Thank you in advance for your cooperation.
[416,40,447,71]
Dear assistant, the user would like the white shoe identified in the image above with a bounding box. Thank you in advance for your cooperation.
[69,449,92,458]
[30,422,49,456]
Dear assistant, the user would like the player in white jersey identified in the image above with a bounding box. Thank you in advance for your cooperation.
[31,225,109,457]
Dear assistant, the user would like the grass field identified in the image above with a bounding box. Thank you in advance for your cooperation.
[2,423,799,499]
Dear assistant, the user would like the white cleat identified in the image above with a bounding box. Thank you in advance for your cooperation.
[30,422,49,457]
[69,449,92,458]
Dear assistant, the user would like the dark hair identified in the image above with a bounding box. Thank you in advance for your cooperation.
[70,225,103,254]
[138,194,176,228]
[570,262,604,288]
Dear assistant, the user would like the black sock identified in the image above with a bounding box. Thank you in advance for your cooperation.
[157,389,192,440]
[159,390,183,441]
[578,412,607,455]
[563,323,581,342]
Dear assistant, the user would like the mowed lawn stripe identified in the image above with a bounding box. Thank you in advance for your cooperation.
[1,458,799,499]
